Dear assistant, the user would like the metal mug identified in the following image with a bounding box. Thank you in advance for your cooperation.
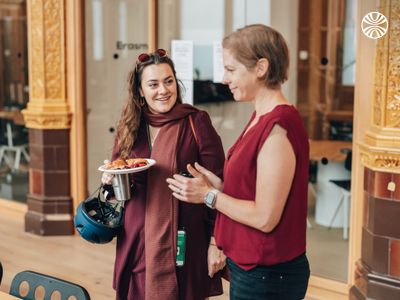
[111,173,132,201]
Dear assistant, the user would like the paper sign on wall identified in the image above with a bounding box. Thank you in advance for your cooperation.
[171,40,194,104]
[213,41,224,83]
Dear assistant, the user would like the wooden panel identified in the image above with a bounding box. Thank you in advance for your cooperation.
[297,68,309,105]
[297,0,351,139]
[298,0,310,27]
[321,0,329,27]
[298,30,310,55]
[337,85,355,111]
[0,1,28,108]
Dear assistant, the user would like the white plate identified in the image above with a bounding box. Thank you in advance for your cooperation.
[98,159,156,174]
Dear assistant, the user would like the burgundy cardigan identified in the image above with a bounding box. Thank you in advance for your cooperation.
[113,110,225,300]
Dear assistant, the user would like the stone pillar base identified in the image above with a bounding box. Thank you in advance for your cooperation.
[25,211,73,236]
[350,261,400,299]
[25,193,74,235]
[25,128,73,235]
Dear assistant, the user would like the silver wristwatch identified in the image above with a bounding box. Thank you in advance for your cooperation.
[204,188,219,209]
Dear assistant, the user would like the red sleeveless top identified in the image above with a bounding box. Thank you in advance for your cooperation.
[214,105,309,270]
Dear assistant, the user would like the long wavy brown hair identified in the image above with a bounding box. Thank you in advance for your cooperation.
[115,52,184,158]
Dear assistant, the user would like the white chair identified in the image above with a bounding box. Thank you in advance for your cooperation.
[0,122,30,170]
[328,150,352,240]
[328,179,351,239]
[314,149,352,240]
[307,160,318,229]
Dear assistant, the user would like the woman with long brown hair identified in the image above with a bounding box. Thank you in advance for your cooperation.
[107,49,226,300]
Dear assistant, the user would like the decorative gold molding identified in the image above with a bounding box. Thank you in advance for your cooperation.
[359,141,400,174]
[364,126,400,147]
[22,111,72,129]
[22,101,71,129]
[24,0,70,129]
[362,0,400,174]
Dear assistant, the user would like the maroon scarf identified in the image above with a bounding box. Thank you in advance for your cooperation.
[143,103,198,300]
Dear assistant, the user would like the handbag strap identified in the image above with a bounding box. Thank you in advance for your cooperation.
[188,114,199,146]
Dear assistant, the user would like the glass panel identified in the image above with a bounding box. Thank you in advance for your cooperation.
[302,0,356,284]
[341,0,357,85]
[85,0,148,192]
[83,0,355,290]
[307,143,351,282]
[157,0,272,152]
[0,1,29,203]
[158,0,355,287]
[158,0,271,105]
[159,0,230,105]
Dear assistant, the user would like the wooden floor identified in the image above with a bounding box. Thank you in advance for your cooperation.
[0,204,318,300]
[0,205,229,299]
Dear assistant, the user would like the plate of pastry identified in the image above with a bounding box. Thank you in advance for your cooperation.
[98,158,156,174]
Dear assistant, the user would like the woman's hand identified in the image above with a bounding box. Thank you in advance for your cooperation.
[101,172,114,185]
[101,160,114,185]
[192,162,223,191]
[207,238,226,278]
[166,163,222,203]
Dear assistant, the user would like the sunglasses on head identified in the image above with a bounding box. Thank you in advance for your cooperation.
[137,48,168,63]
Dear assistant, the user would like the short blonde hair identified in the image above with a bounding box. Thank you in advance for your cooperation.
[223,24,289,89]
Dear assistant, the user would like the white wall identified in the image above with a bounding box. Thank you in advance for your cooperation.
[180,0,224,44]
[180,0,224,80]
[232,0,271,30]
[270,0,299,105]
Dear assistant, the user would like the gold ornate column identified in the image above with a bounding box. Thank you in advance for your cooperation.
[351,0,400,298]
[360,2,400,169]
[22,0,73,235]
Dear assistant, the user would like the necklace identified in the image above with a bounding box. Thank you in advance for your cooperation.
[146,124,159,151]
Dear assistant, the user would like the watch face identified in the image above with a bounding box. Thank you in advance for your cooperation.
[206,193,213,204]
[205,191,215,208]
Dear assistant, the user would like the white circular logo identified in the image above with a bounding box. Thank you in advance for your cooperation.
[361,12,388,39]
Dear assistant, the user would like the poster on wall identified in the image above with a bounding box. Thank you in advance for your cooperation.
[213,41,224,83]
[171,40,194,104]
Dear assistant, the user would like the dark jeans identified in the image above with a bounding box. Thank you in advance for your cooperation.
[227,253,310,300]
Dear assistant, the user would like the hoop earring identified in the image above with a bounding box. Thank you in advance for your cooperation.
[139,97,146,107]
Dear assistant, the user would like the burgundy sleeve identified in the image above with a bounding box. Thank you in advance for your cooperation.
[193,111,225,236]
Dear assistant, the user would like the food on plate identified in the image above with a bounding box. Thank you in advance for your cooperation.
[104,158,148,170]
[105,158,127,170]
[125,158,148,168]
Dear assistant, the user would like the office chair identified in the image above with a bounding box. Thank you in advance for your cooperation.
[329,149,352,239]
[0,121,30,170]
[307,160,319,229]
[10,270,91,300]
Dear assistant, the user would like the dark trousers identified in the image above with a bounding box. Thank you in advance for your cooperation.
[227,253,310,300]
